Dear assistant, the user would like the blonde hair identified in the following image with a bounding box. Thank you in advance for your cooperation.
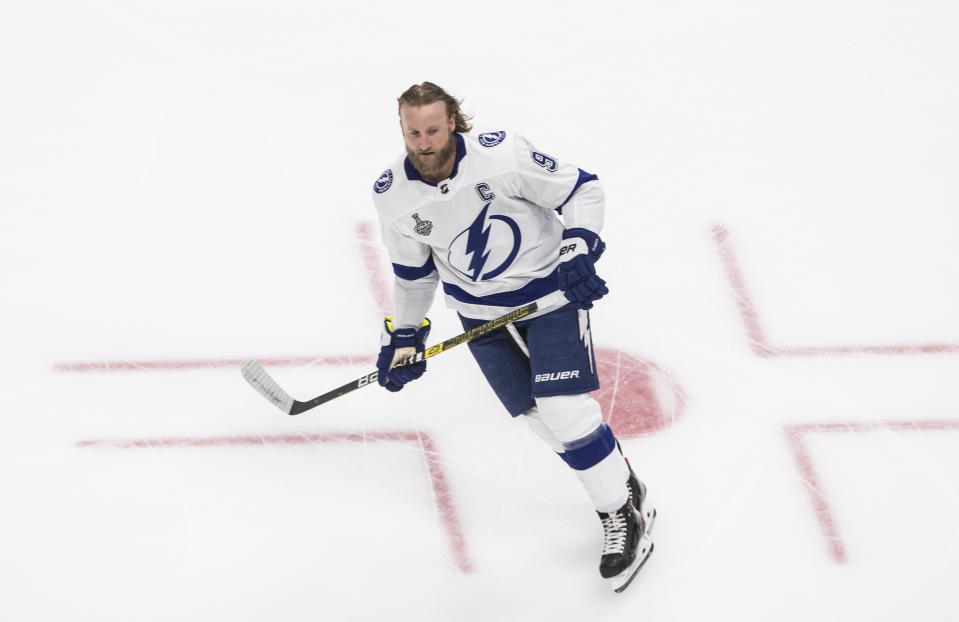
[397,82,473,133]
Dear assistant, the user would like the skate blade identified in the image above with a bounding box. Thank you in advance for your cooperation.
[611,533,654,594]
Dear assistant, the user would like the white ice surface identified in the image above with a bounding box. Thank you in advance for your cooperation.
[2,1,958,620]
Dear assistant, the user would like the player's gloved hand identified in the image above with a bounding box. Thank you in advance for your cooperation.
[376,317,431,392]
[557,228,609,310]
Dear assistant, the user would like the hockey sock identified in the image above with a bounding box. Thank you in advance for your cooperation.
[523,407,566,454]
[534,394,630,513]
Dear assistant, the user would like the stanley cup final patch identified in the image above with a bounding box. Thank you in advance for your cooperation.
[412,213,433,236]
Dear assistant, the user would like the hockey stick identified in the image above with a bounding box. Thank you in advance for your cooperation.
[241,289,567,415]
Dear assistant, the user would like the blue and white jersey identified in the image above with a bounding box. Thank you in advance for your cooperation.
[371,130,604,323]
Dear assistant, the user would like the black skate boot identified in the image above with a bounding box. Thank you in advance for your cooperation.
[624,454,657,536]
[598,500,655,592]
[625,456,644,509]
[617,441,647,510]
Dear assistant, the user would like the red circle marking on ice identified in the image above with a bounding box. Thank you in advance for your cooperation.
[593,347,685,437]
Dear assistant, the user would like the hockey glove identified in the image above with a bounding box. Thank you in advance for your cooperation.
[557,228,609,309]
[376,317,431,392]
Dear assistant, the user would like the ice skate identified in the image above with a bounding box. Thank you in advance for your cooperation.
[625,457,657,541]
[599,483,656,593]
[625,457,644,509]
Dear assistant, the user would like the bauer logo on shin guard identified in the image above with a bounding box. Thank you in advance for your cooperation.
[534,370,581,382]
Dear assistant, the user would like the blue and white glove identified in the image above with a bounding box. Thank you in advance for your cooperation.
[376,317,431,392]
[557,228,609,310]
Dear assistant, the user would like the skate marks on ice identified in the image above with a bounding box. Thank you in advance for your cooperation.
[783,420,959,565]
[77,430,474,574]
[711,224,959,357]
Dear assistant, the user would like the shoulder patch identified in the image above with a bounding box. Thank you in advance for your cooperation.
[373,169,393,194]
[477,131,507,148]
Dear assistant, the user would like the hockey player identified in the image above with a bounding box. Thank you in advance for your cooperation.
[371,82,655,592]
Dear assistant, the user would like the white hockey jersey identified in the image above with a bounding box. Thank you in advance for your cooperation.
[371,130,605,324]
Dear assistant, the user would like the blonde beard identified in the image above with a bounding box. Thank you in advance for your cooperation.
[406,134,457,181]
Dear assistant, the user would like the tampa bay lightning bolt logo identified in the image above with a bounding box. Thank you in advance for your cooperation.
[448,203,521,281]
[373,169,393,194]
[477,131,506,148]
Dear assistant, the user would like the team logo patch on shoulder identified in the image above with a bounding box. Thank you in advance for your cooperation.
[478,131,506,148]
[374,169,393,194]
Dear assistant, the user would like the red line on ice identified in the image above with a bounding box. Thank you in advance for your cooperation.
[783,420,959,564]
[710,224,772,355]
[356,220,392,318]
[77,430,474,574]
[711,224,959,357]
[783,427,847,564]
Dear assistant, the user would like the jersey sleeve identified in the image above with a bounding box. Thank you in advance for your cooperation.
[393,273,438,329]
[382,220,436,281]
[381,220,439,328]
[510,134,605,233]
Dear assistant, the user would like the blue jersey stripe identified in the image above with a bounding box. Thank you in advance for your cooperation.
[442,271,559,307]
[392,255,437,280]
[555,168,599,215]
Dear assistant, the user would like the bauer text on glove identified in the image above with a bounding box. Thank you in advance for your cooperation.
[376,317,431,392]
[557,228,609,309]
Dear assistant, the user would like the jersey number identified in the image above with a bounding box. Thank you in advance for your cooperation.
[530,151,558,172]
